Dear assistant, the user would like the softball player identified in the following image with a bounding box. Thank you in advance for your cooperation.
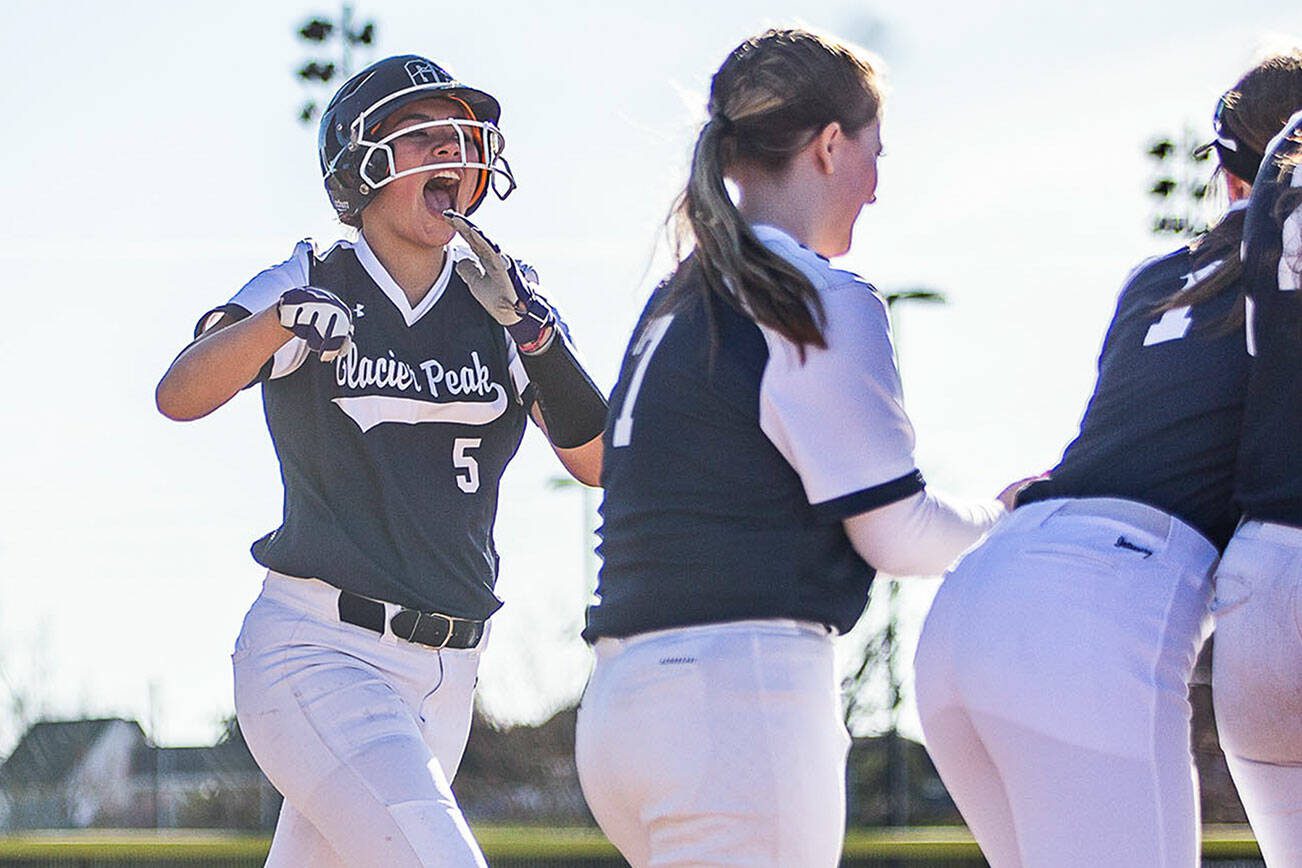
[1210,89,1302,866]
[574,29,1013,868]
[914,54,1302,868]
[156,54,607,866]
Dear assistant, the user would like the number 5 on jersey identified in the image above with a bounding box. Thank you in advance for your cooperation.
[453,438,481,493]
[612,315,674,448]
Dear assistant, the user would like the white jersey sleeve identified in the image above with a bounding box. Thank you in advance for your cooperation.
[758,279,922,518]
[202,241,314,380]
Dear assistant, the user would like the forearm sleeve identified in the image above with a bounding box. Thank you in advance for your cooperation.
[843,489,1005,577]
[519,334,609,448]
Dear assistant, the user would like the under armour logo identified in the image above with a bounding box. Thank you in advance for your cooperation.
[353,303,365,318]
[405,60,447,86]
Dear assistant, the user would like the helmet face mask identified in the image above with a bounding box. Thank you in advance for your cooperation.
[318,55,517,222]
[349,114,515,205]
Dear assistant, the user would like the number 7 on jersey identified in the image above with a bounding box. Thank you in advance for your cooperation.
[612,315,674,448]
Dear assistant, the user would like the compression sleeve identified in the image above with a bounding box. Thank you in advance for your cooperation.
[843,489,1005,577]
[518,328,608,448]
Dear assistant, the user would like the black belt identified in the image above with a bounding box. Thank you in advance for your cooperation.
[337,590,484,650]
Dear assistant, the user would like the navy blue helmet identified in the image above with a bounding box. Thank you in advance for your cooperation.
[318,55,516,221]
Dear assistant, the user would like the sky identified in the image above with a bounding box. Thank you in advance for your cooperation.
[0,0,1299,750]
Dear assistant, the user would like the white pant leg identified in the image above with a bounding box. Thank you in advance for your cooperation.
[915,500,1215,868]
[232,578,487,868]
[915,555,1023,868]
[1211,522,1302,867]
[265,801,345,868]
[576,620,849,868]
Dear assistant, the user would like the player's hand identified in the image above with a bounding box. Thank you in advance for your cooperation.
[277,286,354,362]
[995,474,1049,512]
[444,209,556,353]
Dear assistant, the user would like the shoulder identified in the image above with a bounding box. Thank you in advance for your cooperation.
[751,224,867,293]
[1114,247,1195,305]
[230,239,341,313]
[749,224,887,326]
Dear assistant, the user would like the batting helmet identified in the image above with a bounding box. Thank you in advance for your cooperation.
[318,55,516,222]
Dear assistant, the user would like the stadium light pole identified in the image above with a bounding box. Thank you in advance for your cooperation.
[1146,128,1213,239]
[842,286,946,827]
[294,3,377,125]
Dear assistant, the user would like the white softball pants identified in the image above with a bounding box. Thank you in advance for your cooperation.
[914,498,1216,868]
[232,572,487,868]
[575,619,850,868]
[1211,519,1302,867]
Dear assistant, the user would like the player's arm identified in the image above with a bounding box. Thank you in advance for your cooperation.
[445,211,607,486]
[529,401,604,485]
[842,490,1002,576]
[760,280,1005,576]
[156,287,354,422]
[156,307,293,421]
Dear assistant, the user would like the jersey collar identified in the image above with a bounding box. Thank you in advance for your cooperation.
[749,224,830,263]
[354,231,455,327]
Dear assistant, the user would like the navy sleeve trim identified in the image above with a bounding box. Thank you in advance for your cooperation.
[192,303,252,339]
[810,469,926,523]
[188,303,272,389]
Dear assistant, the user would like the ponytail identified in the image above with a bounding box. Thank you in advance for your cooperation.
[650,28,882,355]
[654,116,826,352]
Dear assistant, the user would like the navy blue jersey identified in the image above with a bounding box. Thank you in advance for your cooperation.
[1019,244,1250,549]
[1237,110,1302,527]
[200,235,531,618]
[586,225,925,640]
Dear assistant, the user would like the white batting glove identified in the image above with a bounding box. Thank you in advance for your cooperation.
[443,210,556,353]
[277,286,354,362]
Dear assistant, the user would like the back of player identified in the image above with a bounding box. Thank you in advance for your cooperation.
[575,29,1012,868]
[1210,75,1302,865]
[914,55,1302,867]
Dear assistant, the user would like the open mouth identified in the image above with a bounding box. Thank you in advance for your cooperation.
[423,170,461,215]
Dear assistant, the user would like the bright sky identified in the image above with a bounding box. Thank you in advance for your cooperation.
[1,0,1299,750]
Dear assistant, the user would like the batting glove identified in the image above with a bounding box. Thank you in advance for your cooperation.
[277,286,354,362]
[444,210,556,354]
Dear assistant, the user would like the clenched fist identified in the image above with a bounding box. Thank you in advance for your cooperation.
[277,286,354,362]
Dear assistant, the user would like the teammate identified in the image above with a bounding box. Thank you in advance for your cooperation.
[913,54,1302,868]
[1210,81,1302,866]
[155,55,606,866]
[574,29,1017,867]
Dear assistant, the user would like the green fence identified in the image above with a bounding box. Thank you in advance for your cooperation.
[0,825,1264,866]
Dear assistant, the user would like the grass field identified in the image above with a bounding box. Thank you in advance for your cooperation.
[0,824,1263,863]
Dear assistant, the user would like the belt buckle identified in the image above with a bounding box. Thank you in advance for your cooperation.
[425,612,456,650]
